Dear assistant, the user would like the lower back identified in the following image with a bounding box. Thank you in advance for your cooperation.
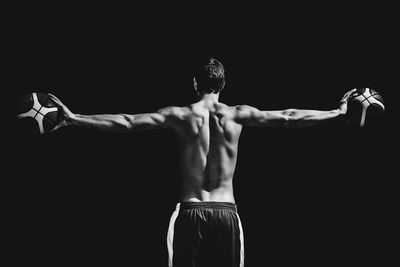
[181,182,236,203]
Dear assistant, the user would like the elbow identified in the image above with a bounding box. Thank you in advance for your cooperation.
[282,116,310,128]
[115,115,133,132]
[281,111,299,127]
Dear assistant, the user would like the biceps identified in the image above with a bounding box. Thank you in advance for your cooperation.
[236,111,275,126]
[235,105,291,126]
[124,113,168,130]
[252,111,291,126]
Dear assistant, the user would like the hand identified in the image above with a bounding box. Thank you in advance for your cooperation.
[338,88,358,115]
[48,93,75,131]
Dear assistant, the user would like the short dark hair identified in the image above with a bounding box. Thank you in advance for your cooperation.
[194,57,225,94]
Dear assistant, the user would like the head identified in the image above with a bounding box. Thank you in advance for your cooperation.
[193,57,225,96]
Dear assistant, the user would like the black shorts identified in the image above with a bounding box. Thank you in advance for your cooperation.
[167,201,244,267]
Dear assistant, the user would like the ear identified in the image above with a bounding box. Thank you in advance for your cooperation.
[193,77,198,92]
[220,79,226,90]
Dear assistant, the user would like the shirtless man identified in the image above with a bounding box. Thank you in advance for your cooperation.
[50,58,357,267]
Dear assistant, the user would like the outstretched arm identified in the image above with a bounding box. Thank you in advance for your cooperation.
[49,94,173,133]
[234,89,357,127]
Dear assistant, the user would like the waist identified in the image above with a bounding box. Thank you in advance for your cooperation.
[180,201,237,212]
[181,185,235,203]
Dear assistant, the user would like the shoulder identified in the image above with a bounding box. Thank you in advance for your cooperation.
[210,102,238,114]
[230,105,261,118]
[156,106,195,124]
[234,104,260,112]
[210,104,259,123]
[225,105,265,124]
[158,106,189,116]
[157,105,200,132]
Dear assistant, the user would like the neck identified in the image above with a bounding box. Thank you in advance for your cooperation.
[198,93,220,104]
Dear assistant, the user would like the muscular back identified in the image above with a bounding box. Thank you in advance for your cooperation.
[52,87,349,203]
[162,101,243,203]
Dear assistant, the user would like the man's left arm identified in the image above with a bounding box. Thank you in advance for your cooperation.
[49,94,174,133]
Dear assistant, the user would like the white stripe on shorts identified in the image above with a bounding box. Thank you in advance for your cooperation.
[167,203,180,267]
[236,212,245,267]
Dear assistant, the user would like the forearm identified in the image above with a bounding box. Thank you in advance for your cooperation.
[68,112,167,132]
[283,108,345,127]
[69,113,131,132]
[284,96,351,127]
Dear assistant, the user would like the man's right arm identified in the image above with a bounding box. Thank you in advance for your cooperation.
[234,89,357,128]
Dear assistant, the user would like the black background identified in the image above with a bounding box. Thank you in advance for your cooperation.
[7,3,397,266]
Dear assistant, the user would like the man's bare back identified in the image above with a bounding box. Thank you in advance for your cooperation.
[50,89,354,205]
[162,95,242,203]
